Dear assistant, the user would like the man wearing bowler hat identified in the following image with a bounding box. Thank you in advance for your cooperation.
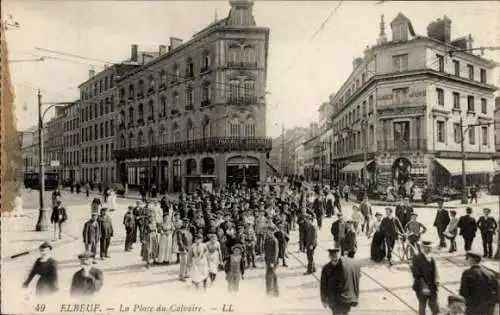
[459,250,499,315]
[412,240,440,315]
[320,248,360,315]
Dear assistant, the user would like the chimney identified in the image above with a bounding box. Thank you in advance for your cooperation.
[88,68,95,78]
[426,15,452,43]
[159,45,167,55]
[352,57,363,70]
[131,44,138,62]
[169,37,183,51]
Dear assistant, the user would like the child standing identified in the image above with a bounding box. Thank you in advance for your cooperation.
[244,226,257,268]
[224,244,246,293]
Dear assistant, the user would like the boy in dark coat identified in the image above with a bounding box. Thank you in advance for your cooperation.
[477,208,498,258]
[457,207,477,253]
[343,221,357,258]
[433,200,450,248]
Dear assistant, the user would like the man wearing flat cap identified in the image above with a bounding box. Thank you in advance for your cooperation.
[320,248,361,315]
[459,250,499,315]
[412,240,440,315]
[70,252,103,297]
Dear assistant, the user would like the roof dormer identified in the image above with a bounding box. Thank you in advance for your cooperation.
[227,0,256,26]
[390,13,415,42]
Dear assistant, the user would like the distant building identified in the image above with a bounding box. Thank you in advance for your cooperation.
[322,13,498,192]
[114,0,271,193]
[268,126,309,176]
[495,96,500,152]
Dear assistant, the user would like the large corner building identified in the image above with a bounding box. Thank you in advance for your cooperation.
[114,0,271,193]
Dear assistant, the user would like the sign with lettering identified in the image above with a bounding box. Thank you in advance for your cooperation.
[377,89,426,101]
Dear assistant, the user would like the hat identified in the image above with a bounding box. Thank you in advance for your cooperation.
[448,295,465,305]
[78,252,93,260]
[421,240,433,247]
[100,207,108,212]
[182,217,190,222]
[39,241,52,250]
[411,213,418,217]
[450,210,457,215]
[374,212,382,217]
[327,248,341,255]
[466,250,482,260]
[231,243,243,252]
[194,233,203,240]
[56,200,62,205]
[385,207,393,212]
[484,208,492,213]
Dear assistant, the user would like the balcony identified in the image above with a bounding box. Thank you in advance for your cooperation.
[227,61,258,68]
[114,136,273,160]
[185,72,195,79]
[185,105,193,111]
[228,96,257,105]
[128,96,135,102]
[201,99,211,107]
[147,88,155,95]
[159,83,166,90]
[137,118,145,125]
[137,92,145,99]
[377,139,427,152]
[171,109,180,116]
[200,66,210,73]
[147,116,154,122]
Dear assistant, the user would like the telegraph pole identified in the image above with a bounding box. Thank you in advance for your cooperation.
[35,90,48,231]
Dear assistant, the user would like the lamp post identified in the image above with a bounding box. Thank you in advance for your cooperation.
[35,90,73,231]
[460,118,493,204]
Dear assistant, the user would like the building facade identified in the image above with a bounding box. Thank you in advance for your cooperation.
[45,107,66,179]
[114,0,271,193]
[325,13,498,193]
[268,126,309,176]
[79,62,140,186]
[61,101,81,182]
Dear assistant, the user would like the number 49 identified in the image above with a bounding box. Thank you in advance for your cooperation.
[35,304,46,312]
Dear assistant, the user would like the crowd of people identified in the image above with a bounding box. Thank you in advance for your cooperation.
[21,181,500,315]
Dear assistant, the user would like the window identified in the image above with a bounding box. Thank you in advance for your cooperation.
[436,88,444,106]
[392,54,408,72]
[186,88,194,107]
[202,84,211,101]
[99,123,103,139]
[137,131,143,145]
[453,92,460,110]
[186,58,194,77]
[128,84,135,98]
[173,64,180,79]
[229,118,241,137]
[148,77,155,91]
[482,126,488,145]
[242,46,256,63]
[229,80,240,99]
[138,80,144,95]
[138,104,144,120]
[481,98,487,114]
[392,88,408,104]
[186,120,194,140]
[160,96,167,116]
[469,126,475,144]
[453,123,461,143]
[94,125,98,140]
[368,95,374,112]
[361,73,366,84]
[467,95,475,112]
[244,118,256,137]
[467,64,474,80]
[453,60,460,76]
[128,107,134,123]
[202,53,210,71]
[104,77,109,90]
[110,75,114,88]
[172,125,181,142]
[229,46,239,63]
[392,23,408,41]
[110,96,114,112]
[202,118,210,138]
[437,121,445,143]
[480,69,487,83]
[119,88,125,100]
[173,92,179,108]
[105,144,109,160]
[243,80,254,97]
[436,54,444,72]
[104,121,109,137]
[110,120,114,136]
[160,70,167,86]
[148,101,154,119]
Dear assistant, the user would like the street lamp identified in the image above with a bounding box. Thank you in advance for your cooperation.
[459,118,492,204]
[35,90,73,231]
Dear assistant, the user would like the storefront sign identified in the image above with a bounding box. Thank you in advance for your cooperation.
[377,89,426,101]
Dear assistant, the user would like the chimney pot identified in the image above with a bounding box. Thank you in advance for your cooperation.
[89,69,95,78]
[131,44,138,62]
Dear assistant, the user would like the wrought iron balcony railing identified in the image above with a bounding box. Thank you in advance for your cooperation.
[377,139,427,152]
[114,136,272,160]
[201,99,211,107]
[228,96,257,105]
[227,61,258,68]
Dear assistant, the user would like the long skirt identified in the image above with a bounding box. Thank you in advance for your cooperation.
[157,232,173,263]
[171,232,180,255]
[190,256,209,284]
[141,232,159,263]
[207,250,220,274]
[370,231,386,262]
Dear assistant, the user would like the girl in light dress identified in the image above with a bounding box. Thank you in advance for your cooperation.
[205,233,222,284]
[188,233,209,290]
[157,212,174,264]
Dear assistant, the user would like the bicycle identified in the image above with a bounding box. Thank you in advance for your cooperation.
[397,232,420,266]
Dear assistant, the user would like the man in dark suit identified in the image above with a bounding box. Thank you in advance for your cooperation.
[303,214,318,275]
[312,195,325,229]
[395,197,413,230]
[50,200,67,240]
[477,208,498,258]
[380,207,403,265]
[82,213,101,264]
[412,241,440,315]
[123,206,135,251]
[331,213,347,256]
[459,250,499,315]
[98,208,113,260]
[263,225,279,297]
[320,248,361,315]
[70,252,103,297]
[433,200,450,249]
[457,207,477,253]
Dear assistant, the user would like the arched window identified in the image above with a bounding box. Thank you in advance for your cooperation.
[202,116,210,138]
[244,116,256,137]
[172,123,181,142]
[138,104,144,120]
[137,130,144,145]
[186,120,194,140]
[186,57,194,77]
[128,84,135,99]
[138,80,144,95]
[148,100,154,120]
[229,117,241,137]
[159,125,167,143]
[148,128,155,145]
[128,132,135,147]
[119,110,125,125]
[148,76,155,92]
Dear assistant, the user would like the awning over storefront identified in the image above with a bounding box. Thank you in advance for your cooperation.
[434,158,497,176]
[340,160,374,173]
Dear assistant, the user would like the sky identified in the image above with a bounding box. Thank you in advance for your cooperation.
[4,0,500,138]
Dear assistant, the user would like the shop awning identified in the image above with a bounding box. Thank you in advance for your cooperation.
[434,158,497,176]
[340,160,373,173]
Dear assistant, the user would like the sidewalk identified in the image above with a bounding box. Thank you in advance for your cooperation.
[62,187,179,202]
[370,194,499,209]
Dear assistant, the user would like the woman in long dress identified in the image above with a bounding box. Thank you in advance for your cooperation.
[205,234,222,284]
[141,209,159,268]
[189,233,209,290]
[107,189,117,212]
[157,212,174,264]
[171,213,182,264]
[369,212,386,262]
